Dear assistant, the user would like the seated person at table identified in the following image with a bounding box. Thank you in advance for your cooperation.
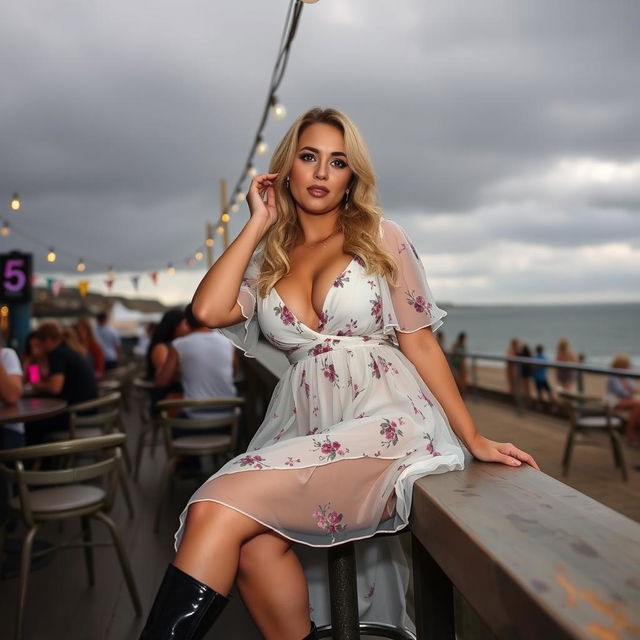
[0,343,24,449]
[605,353,640,446]
[155,304,238,418]
[27,322,98,445]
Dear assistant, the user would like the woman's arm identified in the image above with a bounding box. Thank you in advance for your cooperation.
[397,328,541,470]
[191,174,277,328]
[0,360,22,404]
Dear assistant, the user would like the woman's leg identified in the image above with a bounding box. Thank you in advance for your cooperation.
[173,500,270,595]
[237,532,312,640]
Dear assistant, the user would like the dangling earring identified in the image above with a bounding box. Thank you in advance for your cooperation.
[286,176,290,189]
[344,189,350,209]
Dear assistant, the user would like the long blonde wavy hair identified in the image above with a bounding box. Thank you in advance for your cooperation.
[255,107,398,298]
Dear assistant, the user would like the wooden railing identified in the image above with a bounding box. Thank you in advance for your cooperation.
[238,339,640,640]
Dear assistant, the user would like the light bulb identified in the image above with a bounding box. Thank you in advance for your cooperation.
[271,99,287,120]
[235,190,246,202]
[221,213,230,223]
[206,236,214,248]
[248,165,258,178]
[47,248,56,263]
[77,259,86,272]
[256,137,268,155]
[195,250,204,261]
[167,263,175,276]
[1,222,9,237]
[216,225,224,235]
[230,203,239,213]
[10,193,20,211]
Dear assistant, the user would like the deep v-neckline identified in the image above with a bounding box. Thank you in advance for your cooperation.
[271,254,358,334]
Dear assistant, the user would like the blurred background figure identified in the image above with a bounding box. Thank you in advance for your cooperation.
[450,331,468,395]
[533,344,555,411]
[95,310,122,370]
[22,330,49,387]
[75,316,106,378]
[28,322,98,446]
[505,338,521,398]
[0,337,24,449]
[518,343,533,408]
[605,353,639,446]
[155,305,237,418]
[133,322,156,359]
[146,309,189,411]
[555,337,578,392]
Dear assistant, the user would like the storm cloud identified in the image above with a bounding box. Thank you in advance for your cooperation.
[1,0,639,304]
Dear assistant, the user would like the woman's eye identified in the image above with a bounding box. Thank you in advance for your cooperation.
[331,159,348,169]
[300,153,315,161]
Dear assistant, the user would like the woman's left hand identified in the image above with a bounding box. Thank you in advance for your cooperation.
[468,434,541,471]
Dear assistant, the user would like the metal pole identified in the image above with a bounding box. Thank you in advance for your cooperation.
[206,222,214,268]
[220,179,229,250]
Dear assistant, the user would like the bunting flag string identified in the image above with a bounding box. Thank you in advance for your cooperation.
[78,281,89,297]
[130,275,140,291]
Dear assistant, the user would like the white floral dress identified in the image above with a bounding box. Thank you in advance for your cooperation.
[174,218,468,629]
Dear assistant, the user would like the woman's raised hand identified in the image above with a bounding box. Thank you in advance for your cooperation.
[247,173,279,227]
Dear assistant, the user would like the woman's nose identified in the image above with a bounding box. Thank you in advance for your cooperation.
[314,160,329,180]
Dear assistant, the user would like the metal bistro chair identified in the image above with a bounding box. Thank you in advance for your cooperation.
[132,377,162,480]
[318,530,416,640]
[153,397,245,532]
[0,433,142,640]
[560,391,628,481]
[50,392,135,517]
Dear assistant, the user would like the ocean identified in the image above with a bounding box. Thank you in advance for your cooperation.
[438,302,640,369]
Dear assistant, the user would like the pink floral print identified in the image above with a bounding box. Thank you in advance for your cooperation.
[285,456,301,467]
[233,454,270,469]
[405,290,433,315]
[313,503,347,542]
[321,357,340,387]
[369,352,381,379]
[333,269,351,288]
[311,436,349,461]
[308,338,341,357]
[299,369,311,399]
[370,293,383,326]
[274,302,303,333]
[337,318,359,336]
[379,417,405,448]
[377,355,399,375]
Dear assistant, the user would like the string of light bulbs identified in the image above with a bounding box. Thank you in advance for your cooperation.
[1,0,312,291]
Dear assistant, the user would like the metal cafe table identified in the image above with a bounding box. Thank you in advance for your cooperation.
[0,397,68,578]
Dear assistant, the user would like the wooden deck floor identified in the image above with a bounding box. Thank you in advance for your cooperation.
[1,393,638,639]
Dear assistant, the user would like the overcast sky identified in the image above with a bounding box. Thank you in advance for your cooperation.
[1,0,639,305]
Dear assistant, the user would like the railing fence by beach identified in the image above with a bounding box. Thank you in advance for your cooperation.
[458,352,640,416]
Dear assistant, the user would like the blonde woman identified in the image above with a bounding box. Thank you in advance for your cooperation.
[140,108,540,640]
[555,337,578,391]
[606,354,639,445]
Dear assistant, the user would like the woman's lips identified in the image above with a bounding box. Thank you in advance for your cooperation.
[307,186,329,197]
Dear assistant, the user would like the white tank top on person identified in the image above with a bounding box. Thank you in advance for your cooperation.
[171,330,236,418]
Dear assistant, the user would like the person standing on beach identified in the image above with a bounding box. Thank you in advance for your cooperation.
[555,337,578,392]
[506,337,520,398]
[532,345,555,410]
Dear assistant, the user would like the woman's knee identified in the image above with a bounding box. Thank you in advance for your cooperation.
[238,533,291,577]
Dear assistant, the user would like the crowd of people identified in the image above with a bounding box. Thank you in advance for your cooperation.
[0,313,123,450]
[435,331,639,446]
[0,305,241,457]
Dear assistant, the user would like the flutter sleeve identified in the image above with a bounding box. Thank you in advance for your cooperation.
[218,252,262,358]
[378,218,446,346]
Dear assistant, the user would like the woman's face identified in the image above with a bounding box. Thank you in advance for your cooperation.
[29,338,44,359]
[288,122,353,217]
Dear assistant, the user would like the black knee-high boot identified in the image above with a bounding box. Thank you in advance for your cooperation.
[303,621,318,639]
[139,563,229,640]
